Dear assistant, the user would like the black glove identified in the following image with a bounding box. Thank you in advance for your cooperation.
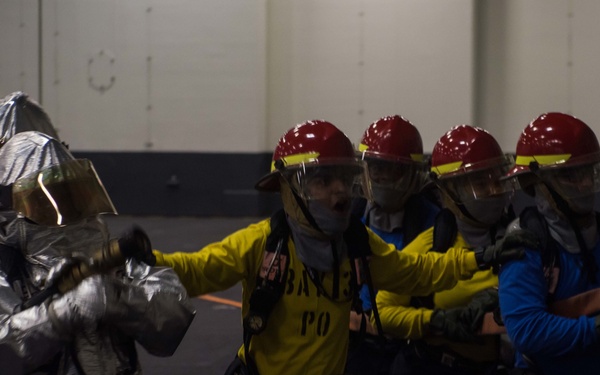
[475,229,539,272]
[429,307,480,343]
[462,288,499,332]
[429,289,500,342]
[118,225,156,266]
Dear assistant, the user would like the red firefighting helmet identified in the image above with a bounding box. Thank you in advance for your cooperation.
[431,125,511,202]
[506,112,600,199]
[255,120,369,198]
[507,112,600,177]
[358,115,423,163]
[358,115,427,199]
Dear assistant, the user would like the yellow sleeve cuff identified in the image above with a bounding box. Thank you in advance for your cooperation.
[152,249,165,266]
[423,308,434,325]
[465,250,479,272]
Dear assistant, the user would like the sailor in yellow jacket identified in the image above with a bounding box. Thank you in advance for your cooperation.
[376,125,514,374]
[152,120,535,375]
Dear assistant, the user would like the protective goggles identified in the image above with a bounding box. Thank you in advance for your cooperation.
[12,159,117,226]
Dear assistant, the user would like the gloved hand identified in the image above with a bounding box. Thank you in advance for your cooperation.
[474,229,539,272]
[49,274,124,336]
[429,307,480,343]
[118,225,156,266]
[462,288,499,332]
[429,289,499,342]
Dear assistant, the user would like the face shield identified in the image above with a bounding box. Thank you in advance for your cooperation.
[12,159,117,227]
[536,161,600,215]
[278,159,370,237]
[362,157,427,211]
[536,162,600,200]
[364,158,426,191]
[437,161,511,204]
[505,151,600,215]
[283,159,372,204]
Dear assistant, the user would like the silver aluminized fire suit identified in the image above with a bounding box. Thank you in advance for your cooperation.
[0,128,195,374]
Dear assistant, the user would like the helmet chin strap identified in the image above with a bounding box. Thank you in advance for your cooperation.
[291,190,325,235]
[274,161,324,235]
[278,175,328,240]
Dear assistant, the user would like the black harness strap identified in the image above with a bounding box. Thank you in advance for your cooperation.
[402,195,428,245]
[430,208,458,254]
[241,209,289,375]
[410,209,457,309]
[344,215,384,336]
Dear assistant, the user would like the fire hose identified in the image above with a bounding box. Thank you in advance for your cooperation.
[21,226,152,310]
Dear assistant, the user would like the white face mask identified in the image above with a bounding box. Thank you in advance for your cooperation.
[307,199,351,238]
[462,194,508,226]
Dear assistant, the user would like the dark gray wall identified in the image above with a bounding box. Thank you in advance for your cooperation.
[73,152,281,217]
[75,151,600,218]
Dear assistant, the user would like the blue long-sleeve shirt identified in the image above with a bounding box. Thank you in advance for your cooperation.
[499,240,600,374]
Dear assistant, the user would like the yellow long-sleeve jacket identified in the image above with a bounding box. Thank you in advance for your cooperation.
[376,228,499,363]
[154,217,480,375]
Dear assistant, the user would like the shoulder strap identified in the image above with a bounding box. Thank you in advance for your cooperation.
[266,209,289,255]
[519,206,560,303]
[402,195,425,245]
[430,208,457,253]
[344,214,372,259]
[241,209,290,375]
[409,209,456,308]
[350,197,368,219]
[343,215,387,341]
[245,210,290,334]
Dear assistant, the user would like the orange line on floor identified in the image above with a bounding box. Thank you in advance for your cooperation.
[198,294,242,309]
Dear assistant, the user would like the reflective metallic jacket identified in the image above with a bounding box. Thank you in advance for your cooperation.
[0,214,196,375]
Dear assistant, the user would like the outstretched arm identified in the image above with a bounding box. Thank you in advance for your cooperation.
[153,220,269,297]
[368,228,479,296]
